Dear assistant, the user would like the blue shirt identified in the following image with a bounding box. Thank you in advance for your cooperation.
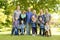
[26,11,33,23]
[40,22,44,28]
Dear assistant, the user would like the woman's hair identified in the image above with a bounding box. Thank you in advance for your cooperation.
[22,10,26,13]
[45,22,49,25]
[16,5,20,9]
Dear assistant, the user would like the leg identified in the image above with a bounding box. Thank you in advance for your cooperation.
[43,28,45,36]
[11,27,15,35]
[49,29,51,36]
[35,24,37,34]
[15,28,19,35]
[32,27,35,34]
[26,23,30,35]
[42,28,44,36]
[20,24,24,35]
[40,28,41,35]
[45,30,49,36]
[41,28,44,36]
[21,28,24,35]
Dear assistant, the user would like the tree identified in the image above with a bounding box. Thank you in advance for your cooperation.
[0,0,60,29]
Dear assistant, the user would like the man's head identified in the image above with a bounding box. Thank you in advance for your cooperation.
[45,9,49,14]
[33,10,36,14]
[28,7,31,12]
[40,9,44,15]
[16,5,20,10]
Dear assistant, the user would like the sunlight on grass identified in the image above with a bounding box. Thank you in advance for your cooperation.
[0,35,60,40]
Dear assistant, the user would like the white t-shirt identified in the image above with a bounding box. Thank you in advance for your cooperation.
[45,25,50,31]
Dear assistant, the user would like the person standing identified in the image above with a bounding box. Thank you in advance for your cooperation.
[26,7,33,35]
[31,10,37,36]
[45,22,50,37]
[38,9,45,36]
[44,9,51,36]
[19,10,26,35]
[12,5,21,35]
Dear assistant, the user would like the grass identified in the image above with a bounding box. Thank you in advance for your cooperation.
[0,35,60,40]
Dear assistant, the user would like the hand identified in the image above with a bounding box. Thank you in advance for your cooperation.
[21,20,24,24]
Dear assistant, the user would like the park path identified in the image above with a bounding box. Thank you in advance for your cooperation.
[0,27,60,35]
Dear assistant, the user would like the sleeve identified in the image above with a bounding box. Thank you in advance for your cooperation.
[38,16,40,25]
[18,14,21,24]
[24,15,27,23]
[49,14,51,21]
[43,15,46,22]
[26,13,27,22]
[12,11,16,22]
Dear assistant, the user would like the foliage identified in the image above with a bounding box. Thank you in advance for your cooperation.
[0,0,60,29]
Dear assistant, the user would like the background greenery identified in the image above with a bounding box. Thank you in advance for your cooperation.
[0,0,60,31]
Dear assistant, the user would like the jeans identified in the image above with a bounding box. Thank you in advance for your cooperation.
[31,22,37,34]
[11,27,15,35]
[32,27,36,34]
[11,20,19,35]
[20,24,25,34]
[11,27,19,35]
[26,23,31,35]
[40,28,45,36]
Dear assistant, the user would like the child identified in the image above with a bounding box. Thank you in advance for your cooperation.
[38,17,45,36]
[45,22,50,36]
[31,15,37,36]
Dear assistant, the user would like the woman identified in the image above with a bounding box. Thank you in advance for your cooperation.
[38,9,45,36]
[31,10,37,36]
[19,10,26,35]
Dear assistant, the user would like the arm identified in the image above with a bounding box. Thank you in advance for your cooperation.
[49,14,51,21]
[24,15,27,24]
[18,14,21,24]
[12,11,16,22]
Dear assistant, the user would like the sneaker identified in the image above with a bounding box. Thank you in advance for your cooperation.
[32,34,35,36]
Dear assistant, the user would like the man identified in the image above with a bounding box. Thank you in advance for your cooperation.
[26,7,33,35]
[44,9,51,23]
[12,5,21,35]
[44,9,51,36]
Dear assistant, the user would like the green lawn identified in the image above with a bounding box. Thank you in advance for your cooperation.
[0,35,60,40]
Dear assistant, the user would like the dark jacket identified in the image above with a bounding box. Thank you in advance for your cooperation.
[19,14,26,24]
